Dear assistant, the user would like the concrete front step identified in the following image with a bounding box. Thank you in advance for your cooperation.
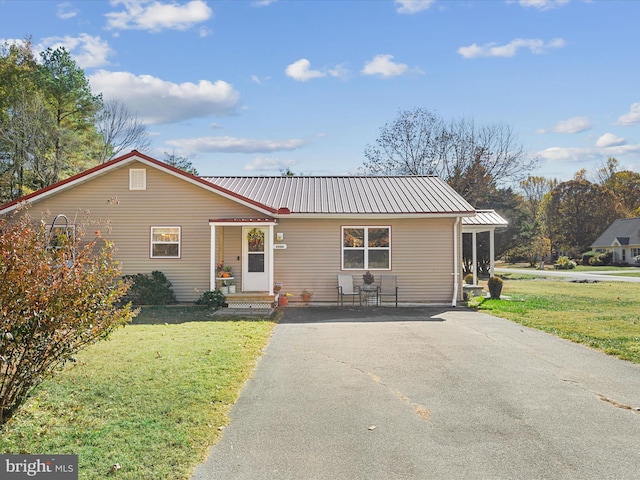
[225,292,275,309]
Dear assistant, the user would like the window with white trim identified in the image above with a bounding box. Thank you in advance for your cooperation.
[151,226,181,258]
[129,168,146,190]
[342,226,390,270]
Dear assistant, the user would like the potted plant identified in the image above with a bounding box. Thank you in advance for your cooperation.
[278,292,292,307]
[274,282,283,293]
[301,290,313,303]
[487,276,503,299]
[362,271,375,290]
[222,265,233,278]
[464,273,474,285]
[228,282,236,294]
[216,260,225,278]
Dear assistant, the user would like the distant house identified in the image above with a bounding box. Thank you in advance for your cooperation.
[591,217,640,265]
[0,151,507,306]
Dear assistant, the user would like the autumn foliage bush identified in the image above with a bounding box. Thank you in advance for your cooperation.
[0,209,135,424]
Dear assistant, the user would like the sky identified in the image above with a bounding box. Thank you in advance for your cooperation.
[1,0,639,183]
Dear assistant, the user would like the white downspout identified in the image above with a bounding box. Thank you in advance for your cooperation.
[452,217,460,307]
[268,223,274,295]
[209,224,217,291]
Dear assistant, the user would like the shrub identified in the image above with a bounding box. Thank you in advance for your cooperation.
[487,275,504,299]
[121,271,177,305]
[555,256,577,269]
[589,251,613,266]
[195,290,226,308]
[581,250,598,265]
[0,209,134,424]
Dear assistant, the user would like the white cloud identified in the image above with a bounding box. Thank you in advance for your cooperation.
[40,34,115,69]
[595,133,625,148]
[395,0,436,14]
[458,38,566,58]
[362,54,421,78]
[616,103,640,126]
[57,1,79,19]
[244,157,297,172]
[106,0,213,32]
[285,59,326,82]
[1,35,114,69]
[537,116,592,134]
[284,59,348,82]
[252,0,277,6]
[516,0,570,10]
[327,63,350,80]
[537,142,640,163]
[89,70,240,124]
[166,136,308,154]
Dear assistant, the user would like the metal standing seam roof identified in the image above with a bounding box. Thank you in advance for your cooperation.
[462,209,509,227]
[200,176,475,215]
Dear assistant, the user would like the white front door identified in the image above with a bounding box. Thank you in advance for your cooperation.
[242,226,270,292]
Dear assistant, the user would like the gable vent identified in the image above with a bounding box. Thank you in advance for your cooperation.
[129,169,146,190]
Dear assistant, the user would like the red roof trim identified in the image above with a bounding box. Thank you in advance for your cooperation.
[209,218,276,223]
[0,150,277,214]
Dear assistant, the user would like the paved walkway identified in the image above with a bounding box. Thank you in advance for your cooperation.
[191,307,640,480]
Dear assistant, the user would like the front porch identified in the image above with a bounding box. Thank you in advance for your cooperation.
[209,218,278,309]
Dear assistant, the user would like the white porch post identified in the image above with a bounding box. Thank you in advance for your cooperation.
[472,231,478,285]
[209,224,217,291]
[268,223,274,295]
[489,228,495,277]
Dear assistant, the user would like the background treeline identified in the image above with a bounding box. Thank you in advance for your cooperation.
[0,38,150,204]
[2,45,639,269]
[363,109,640,270]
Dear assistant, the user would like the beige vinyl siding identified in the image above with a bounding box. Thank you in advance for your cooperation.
[271,217,456,305]
[25,161,269,301]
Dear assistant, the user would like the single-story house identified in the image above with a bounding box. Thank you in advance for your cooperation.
[0,151,507,306]
[591,217,640,265]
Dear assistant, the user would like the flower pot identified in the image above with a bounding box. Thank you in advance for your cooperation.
[228,285,236,294]
[278,295,288,306]
[488,283,502,299]
[220,286,229,295]
[301,294,311,303]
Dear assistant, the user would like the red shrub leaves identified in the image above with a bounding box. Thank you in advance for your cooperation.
[0,208,135,424]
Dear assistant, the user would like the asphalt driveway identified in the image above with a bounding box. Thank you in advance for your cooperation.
[192,307,640,480]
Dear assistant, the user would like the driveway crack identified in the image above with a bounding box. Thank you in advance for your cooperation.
[560,378,640,414]
[302,347,431,422]
[597,394,640,414]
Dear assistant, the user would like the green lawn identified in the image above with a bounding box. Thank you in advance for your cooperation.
[0,310,276,480]
[3,282,640,479]
[471,277,640,364]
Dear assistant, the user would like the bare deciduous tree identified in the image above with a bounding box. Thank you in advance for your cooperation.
[363,108,538,204]
[96,99,150,163]
[0,91,53,199]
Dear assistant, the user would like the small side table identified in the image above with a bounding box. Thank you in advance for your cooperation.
[216,277,235,294]
[360,288,378,306]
